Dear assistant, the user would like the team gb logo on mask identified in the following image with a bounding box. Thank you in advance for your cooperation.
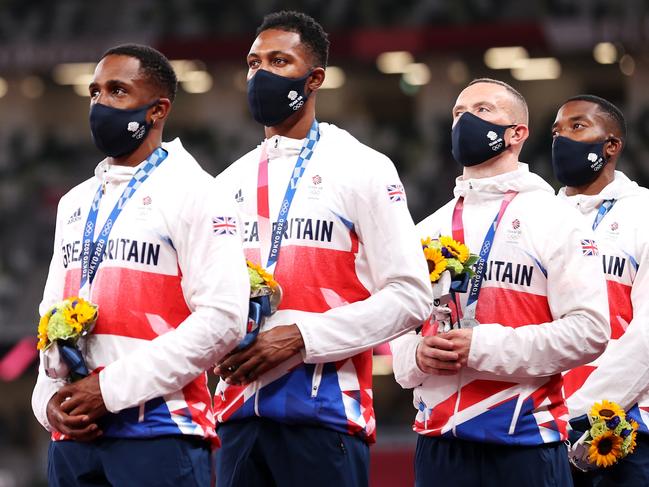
[486,130,503,151]
[287,90,304,111]
[127,121,146,140]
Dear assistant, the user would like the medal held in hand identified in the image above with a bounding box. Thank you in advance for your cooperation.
[37,296,98,381]
[421,236,478,333]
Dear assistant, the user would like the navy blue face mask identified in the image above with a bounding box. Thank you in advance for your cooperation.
[552,136,610,187]
[451,112,516,167]
[247,69,311,126]
[89,100,158,158]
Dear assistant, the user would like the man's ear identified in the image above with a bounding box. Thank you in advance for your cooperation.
[307,67,325,92]
[507,124,530,149]
[150,98,172,126]
[605,136,623,159]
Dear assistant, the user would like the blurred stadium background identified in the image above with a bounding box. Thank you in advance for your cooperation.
[2,1,649,485]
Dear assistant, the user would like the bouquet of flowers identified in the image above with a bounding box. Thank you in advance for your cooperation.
[37,296,98,381]
[239,261,282,350]
[422,236,478,290]
[421,236,479,332]
[570,400,639,471]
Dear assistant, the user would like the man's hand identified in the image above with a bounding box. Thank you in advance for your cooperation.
[416,335,461,375]
[46,390,102,441]
[58,374,109,423]
[415,328,474,375]
[215,324,304,386]
[439,328,473,367]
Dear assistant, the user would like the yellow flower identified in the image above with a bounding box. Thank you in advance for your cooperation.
[421,237,432,248]
[588,431,623,468]
[590,400,626,422]
[246,261,278,289]
[36,312,50,350]
[62,304,80,330]
[439,236,469,263]
[57,298,93,334]
[424,246,447,283]
[71,298,98,325]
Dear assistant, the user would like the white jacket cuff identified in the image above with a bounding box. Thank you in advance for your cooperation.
[390,333,429,389]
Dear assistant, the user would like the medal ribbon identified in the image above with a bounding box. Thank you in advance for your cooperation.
[592,199,616,230]
[79,147,167,297]
[256,119,320,273]
[451,190,518,319]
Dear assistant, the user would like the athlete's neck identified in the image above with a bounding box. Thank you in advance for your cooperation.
[462,153,519,180]
[565,168,616,196]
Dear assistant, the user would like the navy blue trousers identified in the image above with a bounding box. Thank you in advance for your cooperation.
[216,418,369,487]
[572,433,649,487]
[48,436,211,487]
[415,436,572,487]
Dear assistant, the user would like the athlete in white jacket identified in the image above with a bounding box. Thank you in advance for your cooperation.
[391,79,609,487]
[32,45,249,487]
[212,11,432,487]
[553,95,649,485]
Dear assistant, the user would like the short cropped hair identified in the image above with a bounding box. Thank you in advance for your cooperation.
[468,78,529,124]
[102,44,178,102]
[564,94,627,142]
[257,11,330,68]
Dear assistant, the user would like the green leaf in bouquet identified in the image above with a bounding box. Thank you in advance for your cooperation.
[428,239,443,251]
[463,267,476,279]
[589,420,607,439]
[47,310,79,344]
[446,258,464,276]
[248,267,266,292]
[464,254,480,267]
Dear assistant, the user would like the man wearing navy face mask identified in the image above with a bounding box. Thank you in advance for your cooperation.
[554,95,649,486]
[213,10,432,487]
[391,79,610,486]
[31,44,249,486]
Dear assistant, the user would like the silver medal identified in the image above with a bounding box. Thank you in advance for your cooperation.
[459,318,480,329]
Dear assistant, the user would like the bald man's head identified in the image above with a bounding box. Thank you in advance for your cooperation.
[467,78,529,125]
[452,78,530,162]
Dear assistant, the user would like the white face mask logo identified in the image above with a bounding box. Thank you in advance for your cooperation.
[287,90,298,101]
[127,122,140,132]
[587,152,598,162]
[486,130,498,141]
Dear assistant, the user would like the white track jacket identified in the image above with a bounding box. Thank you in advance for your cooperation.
[561,171,649,434]
[32,138,249,441]
[391,164,610,446]
[213,122,432,443]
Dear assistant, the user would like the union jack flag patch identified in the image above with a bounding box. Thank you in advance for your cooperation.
[387,184,406,202]
[212,216,238,235]
[581,239,599,256]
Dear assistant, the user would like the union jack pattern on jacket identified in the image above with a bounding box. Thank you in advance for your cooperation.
[213,123,432,442]
[391,164,609,446]
[32,139,249,442]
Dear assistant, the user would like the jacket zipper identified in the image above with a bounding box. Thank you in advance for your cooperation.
[311,363,324,398]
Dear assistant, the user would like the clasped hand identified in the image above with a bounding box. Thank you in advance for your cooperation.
[46,373,107,441]
[415,329,473,375]
[215,324,304,386]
